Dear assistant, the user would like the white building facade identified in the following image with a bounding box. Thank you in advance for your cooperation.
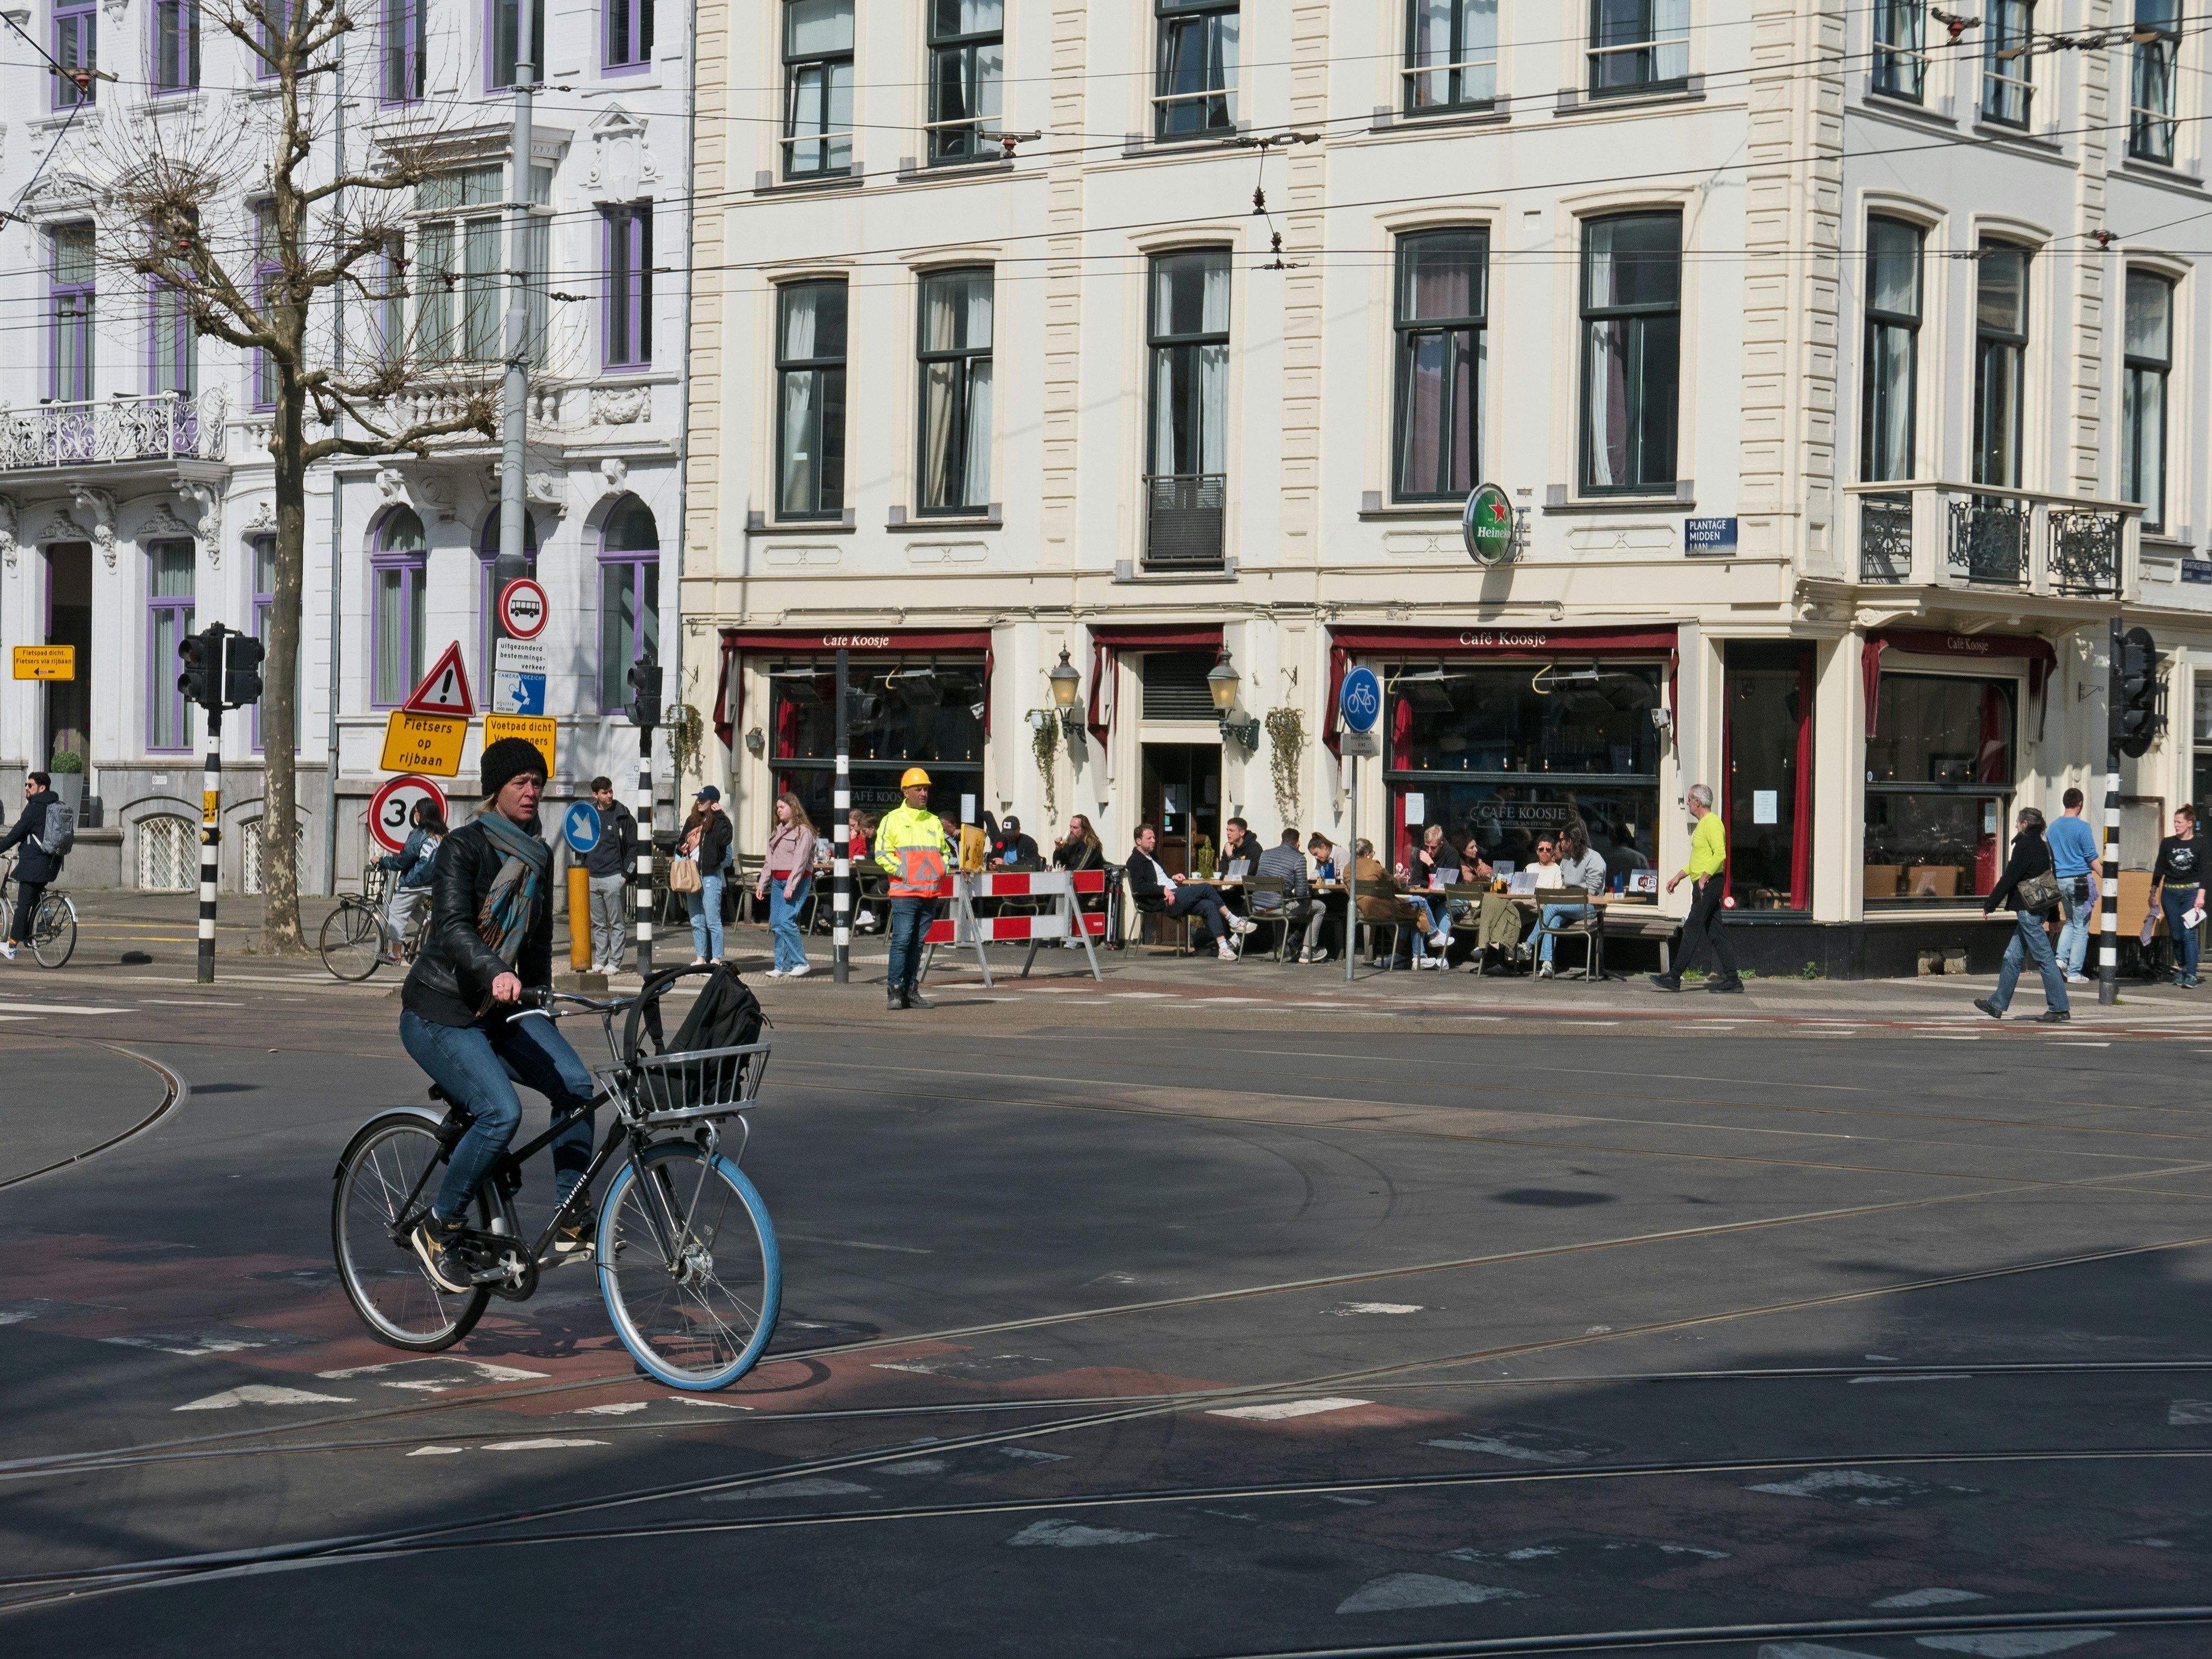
[677,1,2212,974]
[0,0,691,891]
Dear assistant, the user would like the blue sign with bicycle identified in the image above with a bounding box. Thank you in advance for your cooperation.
[562,801,602,855]
[1340,666,1382,734]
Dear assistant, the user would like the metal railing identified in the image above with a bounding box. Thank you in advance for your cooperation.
[1846,480,2138,600]
[1859,493,1912,582]
[1948,496,2030,586]
[1143,472,1226,568]
[0,389,227,469]
[2049,508,2124,596]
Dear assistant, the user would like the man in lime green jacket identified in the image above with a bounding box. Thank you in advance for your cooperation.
[1651,782,1741,994]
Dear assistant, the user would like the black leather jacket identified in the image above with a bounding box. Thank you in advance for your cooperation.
[401,817,554,1028]
[0,790,62,885]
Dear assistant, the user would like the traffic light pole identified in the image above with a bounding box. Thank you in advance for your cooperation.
[2100,615,2121,1007]
[198,682,224,987]
[832,648,851,985]
[634,721,653,979]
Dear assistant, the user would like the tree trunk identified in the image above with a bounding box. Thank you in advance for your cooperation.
[259,401,310,956]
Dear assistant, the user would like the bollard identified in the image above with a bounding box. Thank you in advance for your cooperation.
[568,863,592,972]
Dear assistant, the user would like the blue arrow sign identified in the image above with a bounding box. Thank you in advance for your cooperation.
[1339,665,1382,734]
[562,801,602,856]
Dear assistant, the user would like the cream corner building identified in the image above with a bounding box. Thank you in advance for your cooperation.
[685,0,2212,975]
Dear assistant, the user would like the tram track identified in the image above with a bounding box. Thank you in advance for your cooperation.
[0,1044,184,1193]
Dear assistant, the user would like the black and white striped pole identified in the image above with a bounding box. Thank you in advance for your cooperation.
[832,647,851,984]
[627,656,660,977]
[2100,616,2120,1007]
[196,698,223,985]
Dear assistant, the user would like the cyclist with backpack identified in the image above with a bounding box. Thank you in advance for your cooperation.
[0,771,70,964]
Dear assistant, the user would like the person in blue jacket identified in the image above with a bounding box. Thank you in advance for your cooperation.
[377,802,447,961]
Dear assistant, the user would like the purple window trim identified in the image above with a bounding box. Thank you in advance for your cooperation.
[147,277,194,395]
[252,263,281,410]
[369,551,425,709]
[152,0,199,92]
[50,234,95,404]
[601,0,651,72]
[146,545,195,755]
[53,0,94,110]
[380,0,425,104]
[601,204,651,368]
[258,0,287,78]
[486,0,548,92]
[595,553,657,713]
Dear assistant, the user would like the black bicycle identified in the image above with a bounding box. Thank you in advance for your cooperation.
[330,968,780,1390]
[0,857,75,969]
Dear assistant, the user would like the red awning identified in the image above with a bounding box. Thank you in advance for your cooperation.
[1861,628,2056,739]
[712,628,996,748]
[1327,625,1679,657]
[1086,623,1225,651]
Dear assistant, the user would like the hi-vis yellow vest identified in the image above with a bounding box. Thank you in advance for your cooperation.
[874,806,950,897]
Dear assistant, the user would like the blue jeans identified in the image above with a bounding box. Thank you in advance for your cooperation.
[687,873,725,960]
[401,1009,598,1223]
[769,874,812,972]
[1990,908,2069,1015]
[886,896,933,993]
[2056,879,2093,976]
[2162,889,2201,982]
[1535,901,1593,964]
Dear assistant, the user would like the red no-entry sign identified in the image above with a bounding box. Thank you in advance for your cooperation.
[498,577,548,641]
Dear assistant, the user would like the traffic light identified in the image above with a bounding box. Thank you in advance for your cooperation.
[223,634,266,709]
[2117,625,2165,759]
[626,656,661,731]
[177,629,215,711]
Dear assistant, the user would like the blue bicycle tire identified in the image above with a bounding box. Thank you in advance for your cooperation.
[596,1140,780,1391]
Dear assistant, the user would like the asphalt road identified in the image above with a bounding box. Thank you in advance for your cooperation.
[0,967,2208,1658]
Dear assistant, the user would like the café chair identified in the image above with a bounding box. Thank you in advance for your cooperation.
[1241,876,1295,962]
[1353,877,1422,970]
[1532,885,1605,981]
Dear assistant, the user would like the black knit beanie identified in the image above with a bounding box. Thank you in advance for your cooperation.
[481,736,547,798]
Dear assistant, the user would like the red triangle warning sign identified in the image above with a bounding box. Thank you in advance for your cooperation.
[403,641,475,716]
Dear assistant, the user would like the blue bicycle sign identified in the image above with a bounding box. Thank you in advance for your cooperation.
[1340,666,1382,734]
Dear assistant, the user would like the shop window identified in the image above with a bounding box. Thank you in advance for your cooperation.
[1861,217,1921,483]
[1579,212,1679,495]
[1724,643,1814,912]
[782,0,854,178]
[1384,660,1663,875]
[2122,269,2172,533]
[2130,1,2179,163]
[1155,0,1238,139]
[1393,228,1486,503]
[1871,0,1924,101]
[1972,241,2028,489]
[917,267,993,515]
[1589,0,1687,98]
[1982,0,2032,127]
[1404,0,1497,115]
[777,278,848,520]
[928,0,1002,162]
[767,658,985,825]
[1864,673,2015,905]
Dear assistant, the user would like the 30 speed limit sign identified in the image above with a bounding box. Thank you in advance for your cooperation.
[497,577,548,640]
[368,775,447,854]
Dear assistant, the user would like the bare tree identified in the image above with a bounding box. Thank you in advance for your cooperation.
[63,0,500,953]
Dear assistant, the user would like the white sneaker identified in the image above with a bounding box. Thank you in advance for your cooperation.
[1538,961,1554,979]
[1413,956,1441,970]
[1217,941,1239,962]
[786,962,811,979]
[2065,973,2089,984]
[0,941,14,961]
[1230,916,1257,936]
[764,968,785,979]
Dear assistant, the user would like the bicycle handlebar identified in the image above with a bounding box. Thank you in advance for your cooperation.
[504,985,640,1022]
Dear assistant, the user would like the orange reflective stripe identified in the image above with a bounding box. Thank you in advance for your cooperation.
[889,845,947,896]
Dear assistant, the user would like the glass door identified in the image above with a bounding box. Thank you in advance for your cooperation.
[1140,741,1220,876]
[1723,641,1814,910]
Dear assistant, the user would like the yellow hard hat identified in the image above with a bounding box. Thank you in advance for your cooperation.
[900,767,932,788]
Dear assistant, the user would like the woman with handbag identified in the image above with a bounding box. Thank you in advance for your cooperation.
[1974,806,2069,1023]
[675,786,732,965]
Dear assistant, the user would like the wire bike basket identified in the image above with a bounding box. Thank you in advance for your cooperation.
[615,1043,772,1128]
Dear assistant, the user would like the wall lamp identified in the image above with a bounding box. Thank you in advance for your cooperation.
[1208,652,1261,751]
[1047,647,1085,744]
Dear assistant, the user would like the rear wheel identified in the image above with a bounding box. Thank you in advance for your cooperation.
[29,895,74,969]
[598,1141,779,1390]
[320,902,386,982]
[332,1112,491,1351]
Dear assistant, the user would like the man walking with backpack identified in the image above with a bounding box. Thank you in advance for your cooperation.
[0,771,69,962]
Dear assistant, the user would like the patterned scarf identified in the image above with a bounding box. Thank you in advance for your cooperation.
[475,809,551,967]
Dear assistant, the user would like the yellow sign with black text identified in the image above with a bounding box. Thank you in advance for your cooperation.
[483,714,556,778]
[379,710,468,778]
[12,646,74,680]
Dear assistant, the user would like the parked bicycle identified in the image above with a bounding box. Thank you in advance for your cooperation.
[319,863,429,981]
[0,857,76,968]
[330,967,781,1390]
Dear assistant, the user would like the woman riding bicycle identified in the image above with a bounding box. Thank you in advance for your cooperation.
[400,739,597,1291]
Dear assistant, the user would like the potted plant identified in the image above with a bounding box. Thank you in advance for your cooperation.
[45,749,83,815]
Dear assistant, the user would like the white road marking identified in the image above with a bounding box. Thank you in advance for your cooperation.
[406,1446,467,1456]
[317,1358,548,1386]
[1006,1519,1161,1548]
[0,1001,128,1015]
[704,1478,873,1502]
[1848,1373,1971,1385]
[175,1385,353,1412]
[1873,1589,1990,1609]
[2051,1041,2111,1048]
[1336,1573,1528,1615]
[1747,1469,1915,1504]
[1757,1644,1886,1658]
[666,1396,753,1410]
[999,1447,1070,1463]
[2168,1399,2212,1424]
[144,998,246,1007]
[1425,1435,1589,1466]
[1208,1396,1372,1422]
[780,1234,934,1255]
[1912,1635,2112,1655]
[1329,1302,1424,1316]
[477,1438,610,1451]
[877,1457,949,1475]
[572,1401,650,1416]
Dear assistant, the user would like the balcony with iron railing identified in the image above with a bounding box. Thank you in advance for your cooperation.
[1143,472,1227,570]
[0,389,227,471]
[1846,481,2133,601]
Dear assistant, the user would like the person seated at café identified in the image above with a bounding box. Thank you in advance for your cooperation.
[1252,827,1330,963]
[1125,822,1256,962]
[1352,838,1451,970]
[993,814,1040,868]
[1412,823,1458,891]
[1052,814,1105,946]
[1219,817,1258,879]
[1308,833,1342,884]
[1526,815,1609,980]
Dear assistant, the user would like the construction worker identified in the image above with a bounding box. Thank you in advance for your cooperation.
[874,767,953,1010]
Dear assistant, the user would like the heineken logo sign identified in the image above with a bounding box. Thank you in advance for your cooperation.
[1462,482,1515,567]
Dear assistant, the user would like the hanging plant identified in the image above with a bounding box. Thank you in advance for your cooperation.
[1265,706,1305,826]
[664,702,705,789]
[1028,709,1060,819]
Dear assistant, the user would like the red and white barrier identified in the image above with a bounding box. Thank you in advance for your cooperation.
[920,869,1106,987]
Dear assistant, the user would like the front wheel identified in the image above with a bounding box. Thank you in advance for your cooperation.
[597,1140,780,1390]
[320,902,387,982]
[29,895,75,969]
[332,1110,492,1351]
